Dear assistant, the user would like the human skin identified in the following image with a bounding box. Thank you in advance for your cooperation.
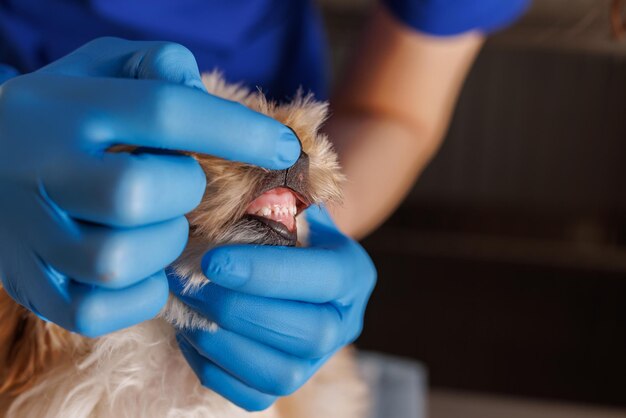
[327,6,485,239]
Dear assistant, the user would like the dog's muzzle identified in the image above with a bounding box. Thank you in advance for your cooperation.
[243,150,311,246]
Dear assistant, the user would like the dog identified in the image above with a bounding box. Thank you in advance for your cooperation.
[0,72,367,418]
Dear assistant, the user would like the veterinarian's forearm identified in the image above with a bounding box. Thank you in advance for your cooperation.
[327,7,484,239]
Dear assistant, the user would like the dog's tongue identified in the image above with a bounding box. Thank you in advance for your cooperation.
[246,187,297,231]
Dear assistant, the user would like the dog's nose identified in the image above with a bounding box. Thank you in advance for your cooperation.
[256,150,310,199]
[285,151,309,193]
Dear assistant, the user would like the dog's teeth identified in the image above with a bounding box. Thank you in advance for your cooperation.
[262,205,298,217]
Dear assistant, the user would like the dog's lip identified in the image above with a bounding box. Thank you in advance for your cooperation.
[244,214,297,246]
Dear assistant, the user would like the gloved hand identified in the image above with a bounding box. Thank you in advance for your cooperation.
[168,206,377,411]
[0,37,301,337]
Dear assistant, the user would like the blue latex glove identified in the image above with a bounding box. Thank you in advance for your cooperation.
[383,0,531,36]
[169,206,377,411]
[0,37,301,337]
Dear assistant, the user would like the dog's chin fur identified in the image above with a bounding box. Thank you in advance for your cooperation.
[0,72,367,418]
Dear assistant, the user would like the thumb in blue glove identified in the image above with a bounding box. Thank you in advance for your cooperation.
[0,37,301,337]
[168,206,377,411]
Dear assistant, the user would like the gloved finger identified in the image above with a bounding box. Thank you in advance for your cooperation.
[44,151,206,227]
[6,252,168,337]
[177,336,278,412]
[35,216,189,289]
[179,327,319,397]
[169,279,343,359]
[200,242,352,303]
[14,73,300,170]
[59,270,169,337]
[40,38,206,91]
[121,41,208,92]
[8,183,188,290]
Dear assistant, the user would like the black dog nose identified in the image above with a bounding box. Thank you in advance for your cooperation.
[285,150,309,194]
[256,149,310,200]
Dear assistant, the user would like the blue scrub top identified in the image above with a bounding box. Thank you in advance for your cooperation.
[0,0,530,101]
[0,0,328,101]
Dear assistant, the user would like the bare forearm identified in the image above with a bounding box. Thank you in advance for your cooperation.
[326,113,439,240]
[328,7,483,239]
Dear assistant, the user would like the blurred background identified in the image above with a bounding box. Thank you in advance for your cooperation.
[322,0,626,416]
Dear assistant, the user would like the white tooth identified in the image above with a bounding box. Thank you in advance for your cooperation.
[291,206,297,215]
[261,207,271,217]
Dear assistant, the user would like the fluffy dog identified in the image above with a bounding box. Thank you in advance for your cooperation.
[0,72,367,418]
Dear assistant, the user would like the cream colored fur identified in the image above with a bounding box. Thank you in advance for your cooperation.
[0,72,366,418]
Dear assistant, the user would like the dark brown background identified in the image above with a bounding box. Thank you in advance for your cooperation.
[322,0,626,408]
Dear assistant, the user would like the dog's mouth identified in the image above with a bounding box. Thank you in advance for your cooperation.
[243,187,309,246]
